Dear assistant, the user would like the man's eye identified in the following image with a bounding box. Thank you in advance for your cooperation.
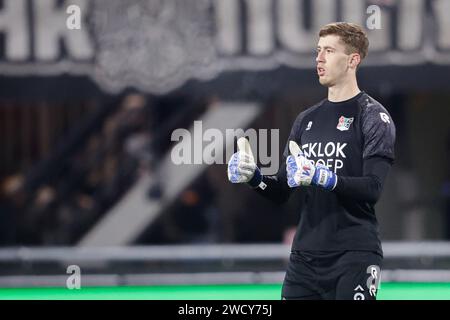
[326,49,333,53]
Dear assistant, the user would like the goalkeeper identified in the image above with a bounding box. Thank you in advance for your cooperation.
[227,22,395,300]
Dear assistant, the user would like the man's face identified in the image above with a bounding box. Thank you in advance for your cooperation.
[316,35,355,87]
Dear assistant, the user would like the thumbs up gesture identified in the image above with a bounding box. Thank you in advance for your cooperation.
[227,137,262,187]
[286,141,337,190]
[286,141,315,188]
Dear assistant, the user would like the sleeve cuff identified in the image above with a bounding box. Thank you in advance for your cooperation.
[331,175,338,191]
[248,168,262,188]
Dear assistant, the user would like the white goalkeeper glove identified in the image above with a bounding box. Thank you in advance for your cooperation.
[286,141,337,190]
[227,137,263,188]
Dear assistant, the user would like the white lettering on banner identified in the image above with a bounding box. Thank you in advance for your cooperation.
[246,0,274,55]
[34,0,93,61]
[342,0,389,51]
[397,0,423,51]
[342,0,364,30]
[278,0,335,53]
[433,0,450,50]
[0,0,450,94]
[214,0,240,55]
[0,0,29,60]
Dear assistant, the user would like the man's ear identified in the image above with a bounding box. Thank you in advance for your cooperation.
[349,53,361,69]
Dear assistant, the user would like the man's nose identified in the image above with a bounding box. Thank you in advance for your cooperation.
[316,51,325,63]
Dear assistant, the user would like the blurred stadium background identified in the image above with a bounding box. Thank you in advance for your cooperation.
[1,0,450,299]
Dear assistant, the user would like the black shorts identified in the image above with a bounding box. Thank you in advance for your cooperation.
[281,250,383,300]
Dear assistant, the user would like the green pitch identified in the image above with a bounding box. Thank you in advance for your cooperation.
[0,283,449,300]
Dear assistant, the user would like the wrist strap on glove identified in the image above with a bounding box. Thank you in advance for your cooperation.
[312,166,338,190]
[248,168,266,190]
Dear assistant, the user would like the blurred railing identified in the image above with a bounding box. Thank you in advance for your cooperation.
[0,242,450,287]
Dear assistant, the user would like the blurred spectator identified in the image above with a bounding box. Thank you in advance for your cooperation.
[0,174,25,245]
[9,92,160,245]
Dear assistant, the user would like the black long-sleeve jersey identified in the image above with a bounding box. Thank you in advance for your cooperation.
[254,92,396,256]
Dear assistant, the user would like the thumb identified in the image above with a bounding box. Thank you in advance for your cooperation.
[289,140,303,157]
[237,137,254,159]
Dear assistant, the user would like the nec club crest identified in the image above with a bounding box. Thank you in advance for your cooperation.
[337,116,354,131]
